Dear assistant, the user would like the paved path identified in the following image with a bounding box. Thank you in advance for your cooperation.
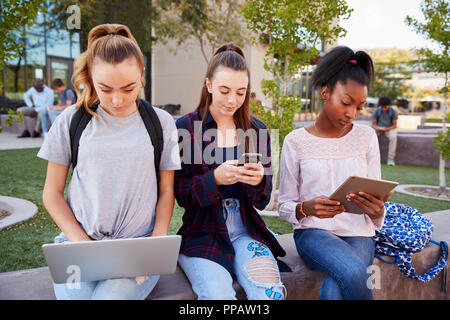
[0,132,43,151]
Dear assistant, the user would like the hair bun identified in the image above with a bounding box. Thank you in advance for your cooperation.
[88,24,134,48]
[214,43,245,59]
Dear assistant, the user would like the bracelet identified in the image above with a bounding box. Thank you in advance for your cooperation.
[296,201,309,219]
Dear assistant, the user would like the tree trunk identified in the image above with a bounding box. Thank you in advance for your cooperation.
[438,74,448,195]
[13,53,22,95]
[143,51,152,103]
[266,129,280,211]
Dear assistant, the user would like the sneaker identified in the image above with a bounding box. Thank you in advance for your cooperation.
[387,158,395,166]
[17,130,31,138]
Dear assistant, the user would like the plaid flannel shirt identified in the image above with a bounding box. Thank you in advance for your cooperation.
[175,108,286,274]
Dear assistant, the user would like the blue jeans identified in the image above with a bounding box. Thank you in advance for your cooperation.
[294,228,375,300]
[179,198,286,300]
[40,108,63,133]
[52,233,159,300]
[49,109,63,124]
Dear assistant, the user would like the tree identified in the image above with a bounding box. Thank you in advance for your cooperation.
[0,0,46,69]
[369,48,414,102]
[0,0,45,132]
[46,1,245,98]
[242,0,352,145]
[242,0,352,209]
[154,0,247,64]
[406,0,450,195]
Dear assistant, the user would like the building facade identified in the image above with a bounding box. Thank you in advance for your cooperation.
[1,5,80,101]
[2,5,332,116]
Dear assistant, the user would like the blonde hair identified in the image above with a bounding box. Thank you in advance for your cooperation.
[72,24,145,115]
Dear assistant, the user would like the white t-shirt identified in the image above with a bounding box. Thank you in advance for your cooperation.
[37,104,181,240]
[278,124,385,237]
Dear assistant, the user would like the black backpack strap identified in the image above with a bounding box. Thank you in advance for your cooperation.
[69,102,99,169]
[137,99,164,192]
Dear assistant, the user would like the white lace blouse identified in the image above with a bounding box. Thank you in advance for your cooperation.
[278,124,385,237]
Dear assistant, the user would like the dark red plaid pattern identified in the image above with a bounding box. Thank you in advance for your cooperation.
[174,108,286,274]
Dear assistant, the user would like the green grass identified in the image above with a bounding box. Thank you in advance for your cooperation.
[425,118,450,124]
[0,148,60,272]
[381,163,450,214]
[0,148,449,272]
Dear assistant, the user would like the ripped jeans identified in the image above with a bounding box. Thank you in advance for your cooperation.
[178,198,286,300]
[52,233,159,300]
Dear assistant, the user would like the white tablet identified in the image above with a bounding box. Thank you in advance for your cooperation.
[329,176,398,214]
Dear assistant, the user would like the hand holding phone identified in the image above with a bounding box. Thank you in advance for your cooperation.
[213,160,240,186]
[236,153,264,186]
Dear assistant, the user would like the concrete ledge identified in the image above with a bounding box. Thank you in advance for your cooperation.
[0,114,38,135]
[379,132,450,168]
[1,210,449,300]
[395,185,450,202]
[397,115,423,130]
[0,196,38,230]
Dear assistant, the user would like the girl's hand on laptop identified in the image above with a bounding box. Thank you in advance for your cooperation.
[302,196,345,219]
[346,190,394,219]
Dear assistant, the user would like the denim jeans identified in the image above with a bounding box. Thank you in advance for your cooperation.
[179,198,286,300]
[40,108,50,133]
[48,109,63,124]
[40,108,63,133]
[52,233,159,300]
[294,228,375,300]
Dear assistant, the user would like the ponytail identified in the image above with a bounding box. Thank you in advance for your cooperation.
[312,46,374,92]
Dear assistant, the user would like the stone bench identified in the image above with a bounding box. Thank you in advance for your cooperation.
[378,131,450,168]
[0,114,38,135]
[1,210,449,300]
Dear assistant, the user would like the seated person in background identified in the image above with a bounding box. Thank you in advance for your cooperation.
[48,78,77,124]
[371,96,398,166]
[17,79,54,138]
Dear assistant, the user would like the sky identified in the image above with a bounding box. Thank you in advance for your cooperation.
[338,0,438,50]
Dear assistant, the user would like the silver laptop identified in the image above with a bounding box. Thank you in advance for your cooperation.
[42,235,181,284]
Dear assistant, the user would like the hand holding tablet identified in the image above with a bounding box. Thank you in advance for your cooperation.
[329,176,398,215]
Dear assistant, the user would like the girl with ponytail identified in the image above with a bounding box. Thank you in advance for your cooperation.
[37,24,181,299]
[174,43,287,300]
[278,46,391,300]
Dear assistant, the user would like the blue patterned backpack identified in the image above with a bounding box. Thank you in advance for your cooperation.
[374,202,448,287]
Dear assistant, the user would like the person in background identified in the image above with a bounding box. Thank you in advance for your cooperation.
[17,79,54,138]
[47,78,77,124]
[371,96,398,166]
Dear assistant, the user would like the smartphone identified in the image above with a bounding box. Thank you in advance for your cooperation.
[237,153,262,166]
